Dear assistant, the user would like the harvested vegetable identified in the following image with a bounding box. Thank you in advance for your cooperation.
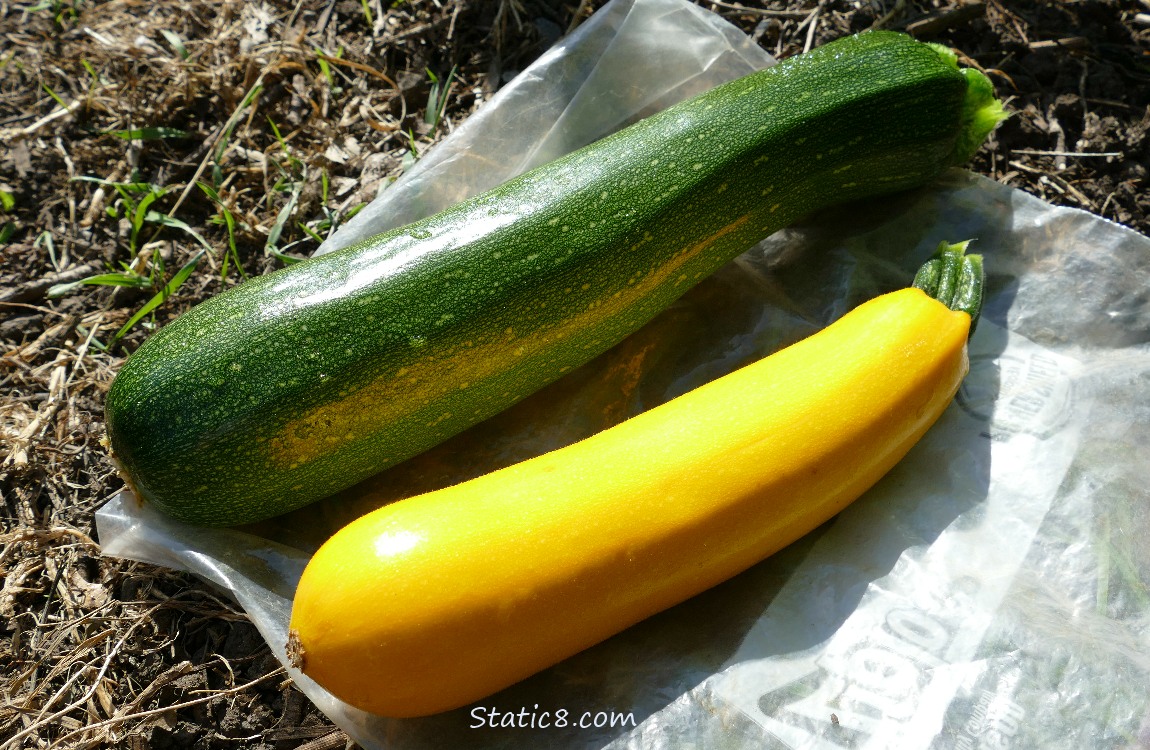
[287,241,985,718]
[104,32,1004,526]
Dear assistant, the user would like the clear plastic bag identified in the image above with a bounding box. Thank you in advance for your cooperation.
[97,0,1150,746]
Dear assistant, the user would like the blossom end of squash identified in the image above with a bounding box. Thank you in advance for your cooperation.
[286,629,306,671]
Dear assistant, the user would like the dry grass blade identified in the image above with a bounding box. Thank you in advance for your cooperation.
[47,666,288,749]
[1,602,166,750]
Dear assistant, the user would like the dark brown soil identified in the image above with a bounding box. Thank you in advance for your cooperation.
[1,1,1147,747]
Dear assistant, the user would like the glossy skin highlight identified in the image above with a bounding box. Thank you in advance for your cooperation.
[288,287,972,718]
[103,31,995,526]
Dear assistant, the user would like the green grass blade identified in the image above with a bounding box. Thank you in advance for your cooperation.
[80,58,101,84]
[130,189,166,254]
[196,180,222,203]
[71,175,156,192]
[424,65,456,130]
[195,181,244,280]
[144,210,214,253]
[313,47,335,89]
[48,272,153,298]
[213,84,263,166]
[298,222,324,243]
[41,82,67,109]
[265,169,305,258]
[112,250,205,343]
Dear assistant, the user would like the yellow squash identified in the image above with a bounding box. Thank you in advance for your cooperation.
[288,244,982,718]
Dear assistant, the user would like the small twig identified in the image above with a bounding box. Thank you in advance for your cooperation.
[1011,149,1123,158]
[1083,97,1139,111]
[0,261,103,303]
[1008,159,1048,175]
[1046,174,1094,208]
[803,10,819,53]
[906,1,986,38]
[1009,161,1095,208]
[565,0,593,33]
[48,667,288,748]
[0,262,103,304]
[447,0,462,40]
[0,301,74,317]
[0,112,36,127]
[81,26,116,47]
[384,13,455,42]
[1045,105,1068,171]
[870,0,907,30]
[1028,37,1090,52]
[2,359,68,471]
[0,99,84,141]
[315,52,399,92]
[111,661,197,718]
[1099,189,1118,219]
[796,0,827,54]
[793,1,820,33]
[313,0,337,36]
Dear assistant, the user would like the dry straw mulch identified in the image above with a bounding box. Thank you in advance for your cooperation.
[2,1,1147,748]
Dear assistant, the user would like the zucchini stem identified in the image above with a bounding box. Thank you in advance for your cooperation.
[928,42,1009,166]
[913,240,984,334]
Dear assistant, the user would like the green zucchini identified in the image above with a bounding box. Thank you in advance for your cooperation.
[105,31,1005,526]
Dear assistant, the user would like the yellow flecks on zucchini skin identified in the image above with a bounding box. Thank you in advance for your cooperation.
[266,212,753,470]
[104,31,999,526]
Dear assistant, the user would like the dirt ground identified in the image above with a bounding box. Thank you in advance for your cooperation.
[1,0,1147,747]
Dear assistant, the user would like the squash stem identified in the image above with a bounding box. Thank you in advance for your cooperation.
[913,240,984,334]
[928,42,1009,166]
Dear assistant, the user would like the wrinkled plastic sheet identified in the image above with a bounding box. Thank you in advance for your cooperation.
[96,0,1150,747]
